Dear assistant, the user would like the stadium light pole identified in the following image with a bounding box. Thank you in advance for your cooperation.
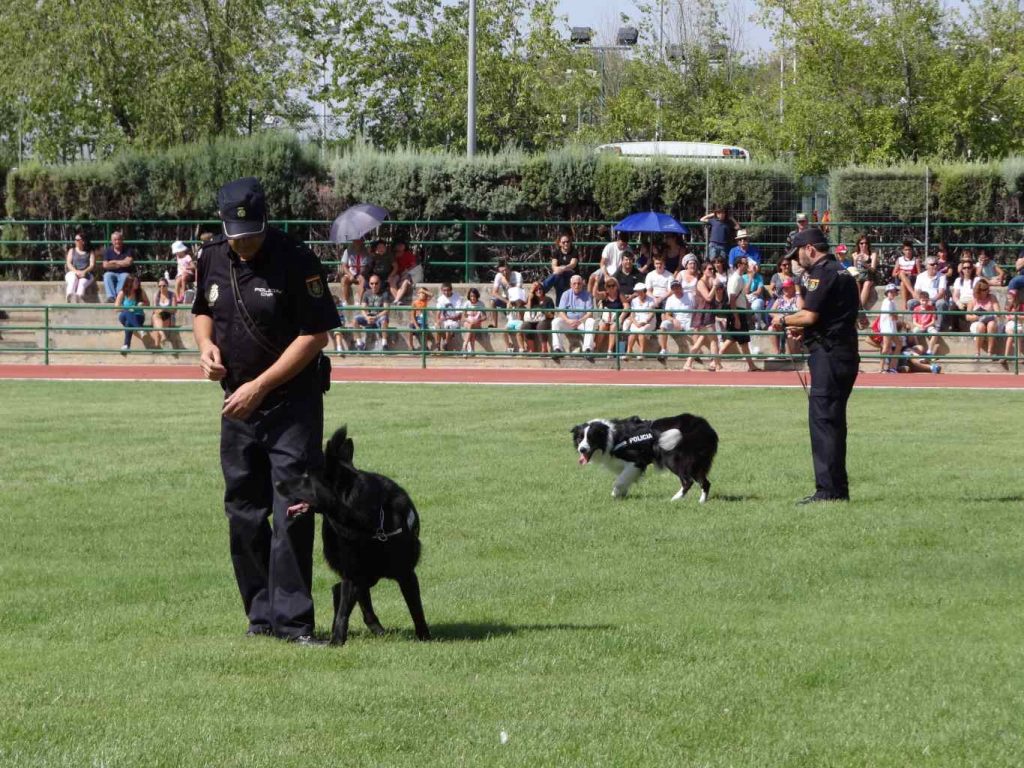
[467,0,477,157]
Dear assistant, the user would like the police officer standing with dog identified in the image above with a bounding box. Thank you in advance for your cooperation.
[770,228,860,504]
[192,177,339,643]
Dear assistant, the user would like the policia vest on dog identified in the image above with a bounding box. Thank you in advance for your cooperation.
[610,419,658,465]
[192,231,340,393]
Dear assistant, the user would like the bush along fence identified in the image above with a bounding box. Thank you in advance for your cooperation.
[1,304,1020,374]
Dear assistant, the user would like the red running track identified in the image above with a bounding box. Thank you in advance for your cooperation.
[0,364,1021,389]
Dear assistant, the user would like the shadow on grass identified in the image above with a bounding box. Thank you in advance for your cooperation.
[426,621,615,642]
[968,494,1024,503]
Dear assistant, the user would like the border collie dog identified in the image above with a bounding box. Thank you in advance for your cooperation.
[571,414,719,502]
[275,426,430,646]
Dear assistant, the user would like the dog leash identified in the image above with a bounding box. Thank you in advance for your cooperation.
[779,327,810,398]
[373,507,404,542]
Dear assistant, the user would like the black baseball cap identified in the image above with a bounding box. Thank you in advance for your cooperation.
[217,177,267,239]
[784,227,829,260]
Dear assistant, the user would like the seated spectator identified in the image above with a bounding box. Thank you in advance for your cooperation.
[611,252,642,304]
[834,243,852,269]
[521,281,554,354]
[64,230,95,303]
[408,286,434,352]
[115,275,149,353]
[893,240,921,308]
[542,230,579,303]
[367,239,394,286]
[659,280,693,359]
[490,258,523,327]
[850,234,881,308]
[965,279,1002,359]
[435,282,464,352]
[645,255,674,309]
[1002,258,1024,363]
[388,238,420,305]
[461,287,486,355]
[769,278,802,356]
[976,249,1006,286]
[950,260,978,332]
[625,283,656,359]
[504,286,527,353]
[339,238,370,305]
[551,274,595,355]
[910,289,941,357]
[332,293,348,354]
[912,256,951,330]
[769,257,797,299]
[353,275,391,352]
[102,230,136,303]
[728,229,761,270]
[151,277,178,348]
[171,241,195,301]
[745,257,769,329]
[661,232,685,274]
[711,255,729,286]
[595,277,625,356]
[877,283,901,372]
[687,269,724,371]
[589,230,632,295]
[893,337,942,374]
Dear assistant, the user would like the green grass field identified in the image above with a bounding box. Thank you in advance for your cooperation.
[3,380,1024,767]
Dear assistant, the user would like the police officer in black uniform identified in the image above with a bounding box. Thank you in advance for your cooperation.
[770,228,860,504]
[192,177,340,643]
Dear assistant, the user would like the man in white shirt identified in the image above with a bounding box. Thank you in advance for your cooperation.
[490,258,523,326]
[912,257,951,330]
[434,282,464,351]
[645,255,674,308]
[589,231,633,295]
[720,254,759,371]
[658,280,693,358]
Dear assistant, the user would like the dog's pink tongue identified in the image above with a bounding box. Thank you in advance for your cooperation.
[286,502,310,518]
[578,454,589,465]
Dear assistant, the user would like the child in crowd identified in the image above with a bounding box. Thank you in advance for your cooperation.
[408,287,434,351]
[878,283,901,372]
[504,287,527,353]
[911,289,940,357]
[172,241,194,302]
[461,287,486,355]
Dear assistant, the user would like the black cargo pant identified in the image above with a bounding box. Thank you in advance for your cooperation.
[219,382,323,638]
[807,347,859,499]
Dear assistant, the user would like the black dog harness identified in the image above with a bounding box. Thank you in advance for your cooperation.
[609,420,658,465]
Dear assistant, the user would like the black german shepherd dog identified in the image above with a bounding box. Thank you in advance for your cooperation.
[275,426,430,646]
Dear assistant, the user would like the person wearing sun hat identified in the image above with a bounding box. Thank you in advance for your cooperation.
[771,227,860,505]
[191,176,341,645]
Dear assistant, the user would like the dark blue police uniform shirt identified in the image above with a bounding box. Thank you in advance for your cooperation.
[192,229,340,391]
[799,258,860,351]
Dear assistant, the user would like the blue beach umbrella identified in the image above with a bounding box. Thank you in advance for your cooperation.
[614,211,689,236]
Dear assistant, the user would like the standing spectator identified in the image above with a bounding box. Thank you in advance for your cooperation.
[893,240,921,308]
[659,280,692,359]
[388,238,420,305]
[522,281,555,354]
[699,207,739,262]
[172,241,195,302]
[353,275,391,352]
[595,277,625,356]
[720,255,759,371]
[965,280,1002,359]
[645,255,674,308]
[504,286,527,353]
[64,231,95,303]
[490,259,523,327]
[912,257,950,329]
[933,241,953,282]
[611,251,642,304]
[877,283,901,372]
[339,238,369,305]
[728,229,761,270]
[115,275,149,353]
[625,283,657,359]
[661,232,685,274]
[435,282,464,352]
[589,231,632,295]
[461,287,486,355]
[408,286,434,352]
[101,230,135,302]
[542,230,579,303]
[688,266,723,371]
[910,290,941,357]
[851,234,880,309]
[976,249,1005,286]
[151,277,178,348]
[785,213,810,250]
[551,274,595,355]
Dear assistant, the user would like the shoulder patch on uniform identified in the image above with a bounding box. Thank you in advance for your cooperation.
[806,278,820,292]
[305,275,324,298]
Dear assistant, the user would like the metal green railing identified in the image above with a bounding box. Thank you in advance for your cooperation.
[2,302,1020,374]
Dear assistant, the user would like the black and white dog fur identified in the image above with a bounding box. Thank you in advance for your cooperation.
[571,414,719,502]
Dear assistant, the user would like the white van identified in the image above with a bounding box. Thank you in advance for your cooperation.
[596,141,751,162]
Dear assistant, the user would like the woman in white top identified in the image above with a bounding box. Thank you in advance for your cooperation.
[64,232,95,303]
[625,283,657,359]
[951,261,978,332]
[965,279,1002,358]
